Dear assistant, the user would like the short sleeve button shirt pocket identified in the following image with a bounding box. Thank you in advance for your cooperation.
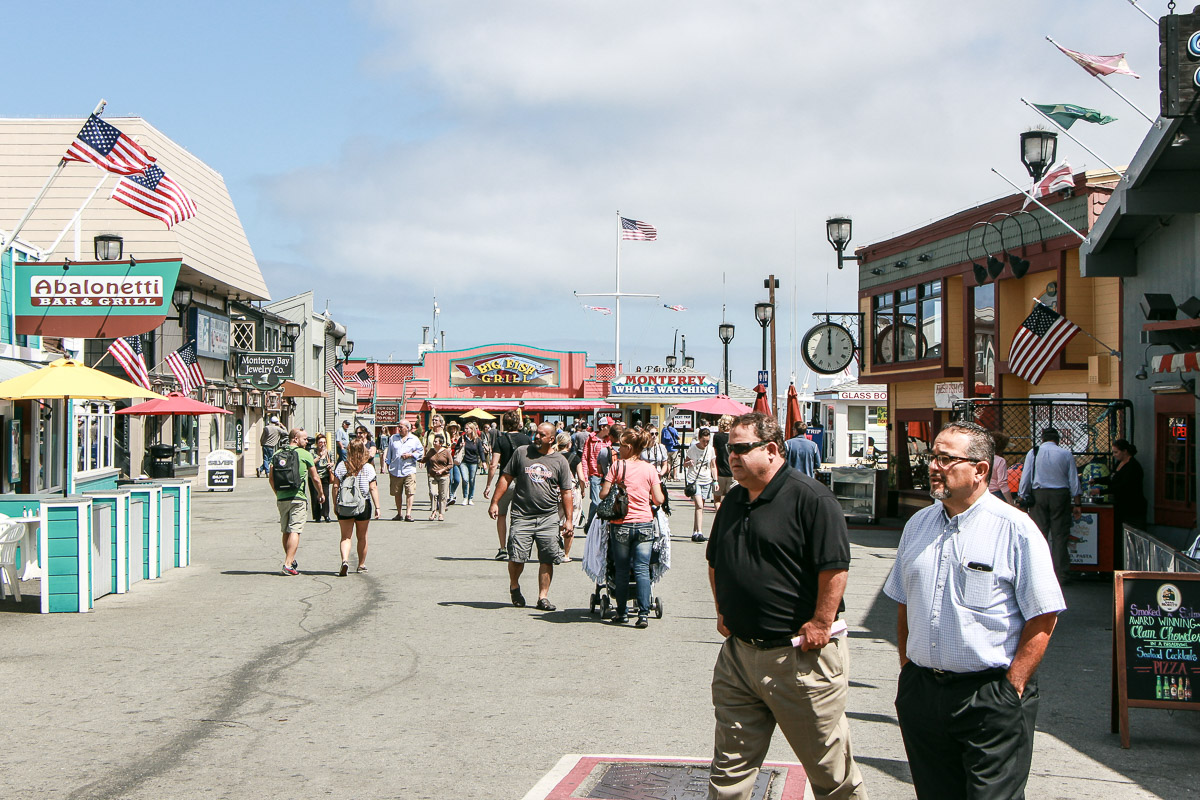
[956,563,998,611]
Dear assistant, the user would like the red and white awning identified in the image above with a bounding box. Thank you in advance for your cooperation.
[1152,351,1200,373]
[425,399,617,412]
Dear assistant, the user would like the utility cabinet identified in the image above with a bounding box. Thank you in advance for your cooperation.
[829,466,887,523]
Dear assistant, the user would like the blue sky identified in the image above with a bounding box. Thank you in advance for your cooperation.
[1,0,1168,391]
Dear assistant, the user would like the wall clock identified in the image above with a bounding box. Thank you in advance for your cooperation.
[802,321,856,374]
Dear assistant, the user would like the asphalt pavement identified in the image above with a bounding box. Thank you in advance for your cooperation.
[1,479,1197,799]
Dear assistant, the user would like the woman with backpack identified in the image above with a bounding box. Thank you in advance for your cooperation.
[330,440,381,576]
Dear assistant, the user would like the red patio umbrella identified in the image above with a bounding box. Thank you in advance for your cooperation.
[784,383,801,439]
[753,384,771,417]
[116,392,230,416]
[674,395,753,416]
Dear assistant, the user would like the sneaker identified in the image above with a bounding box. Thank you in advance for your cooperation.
[510,587,526,607]
[535,598,556,612]
[447,498,456,506]
[339,562,348,577]
[609,614,629,624]
[282,564,299,576]
[495,548,508,561]
[635,615,649,629]
[691,532,707,542]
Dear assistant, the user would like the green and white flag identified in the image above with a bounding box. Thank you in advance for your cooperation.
[1032,103,1116,129]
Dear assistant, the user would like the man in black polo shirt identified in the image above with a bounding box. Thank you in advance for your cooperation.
[706,412,866,800]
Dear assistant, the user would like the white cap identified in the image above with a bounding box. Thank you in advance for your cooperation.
[270,415,280,423]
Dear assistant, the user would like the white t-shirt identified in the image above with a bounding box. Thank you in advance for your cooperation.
[334,461,378,496]
[686,442,715,485]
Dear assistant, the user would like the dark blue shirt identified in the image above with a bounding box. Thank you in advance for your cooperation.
[784,436,821,477]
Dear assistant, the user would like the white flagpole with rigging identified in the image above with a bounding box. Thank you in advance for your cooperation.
[574,210,659,376]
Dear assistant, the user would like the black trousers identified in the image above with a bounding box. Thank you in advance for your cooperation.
[1030,488,1072,579]
[895,662,1038,800]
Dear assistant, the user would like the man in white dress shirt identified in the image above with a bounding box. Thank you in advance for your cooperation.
[885,421,1066,800]
[1017,427,1082,583]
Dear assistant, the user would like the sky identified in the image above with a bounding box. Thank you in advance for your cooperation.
[0,0,1169,393]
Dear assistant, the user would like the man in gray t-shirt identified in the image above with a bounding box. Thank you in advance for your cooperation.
[489,422,574,612]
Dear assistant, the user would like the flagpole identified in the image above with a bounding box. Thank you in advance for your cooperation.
[1124,0,1158,24]
[43,172,111,258]
[615,210,622,376]
[990,168,1087,242]
[1033,296,1121,357]
[1045,37,1157,126]
[1020,98,1125,177]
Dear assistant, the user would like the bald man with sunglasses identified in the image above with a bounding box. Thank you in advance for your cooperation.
[705,412,866,800]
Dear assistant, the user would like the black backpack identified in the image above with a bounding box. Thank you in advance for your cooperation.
[272,446,302,492]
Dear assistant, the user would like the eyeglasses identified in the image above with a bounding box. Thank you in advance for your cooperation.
[929,453,982,468]
[728,440,771,455]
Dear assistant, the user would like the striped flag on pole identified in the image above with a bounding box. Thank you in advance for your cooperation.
[1008,303,1081,385]
[1051,40,1140,78]
[63,115,156,175]
[620,217,657,240]
[327,361,347,392]
[111,164,198,229]
[166,341,205,395]
[106,335,150,389]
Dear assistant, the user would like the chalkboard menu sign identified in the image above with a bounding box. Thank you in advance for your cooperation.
[1112,571,1200,747]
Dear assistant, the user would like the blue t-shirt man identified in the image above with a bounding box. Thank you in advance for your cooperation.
[785,429,822,477]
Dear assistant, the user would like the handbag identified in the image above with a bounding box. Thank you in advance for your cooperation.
[1017,445,1038,509]
[453,438,466,465]
[596,462,629,521]
[684,444,710,498]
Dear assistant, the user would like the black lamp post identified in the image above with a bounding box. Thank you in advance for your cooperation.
[340,339,354,359]
[718,322,735,395]
[1020,129,1058,182]
[665,354,677,368]
[93,234,122,261]
[282,322,301,352]
[684,356,695,369]
[754,302,773,373]
[826,217,861,270]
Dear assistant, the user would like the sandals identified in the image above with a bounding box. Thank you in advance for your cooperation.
[404,515,414,522]
[510,587,526,607]
[356,564,368,573]
[429,514,437,521]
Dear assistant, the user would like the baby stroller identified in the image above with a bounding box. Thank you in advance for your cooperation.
[589,541,664,619]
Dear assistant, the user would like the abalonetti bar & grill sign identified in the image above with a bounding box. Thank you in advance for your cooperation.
[15,259,181,338]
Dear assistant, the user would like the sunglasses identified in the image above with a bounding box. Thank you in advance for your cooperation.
[929,453,982,468]
[728,440,771,455]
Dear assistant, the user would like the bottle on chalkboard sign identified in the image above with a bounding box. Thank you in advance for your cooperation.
[1156,675,1163,699]
[1171,676,1179,699]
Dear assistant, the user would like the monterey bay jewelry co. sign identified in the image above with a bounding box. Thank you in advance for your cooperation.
[15,259,182,338]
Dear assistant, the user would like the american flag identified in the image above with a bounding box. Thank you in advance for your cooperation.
[620,217,657,241]
[327,361,347,392]
[663,304,687,312]
[106,335,150,389]
[351,368,373,388]
[111,165,198,229]
[166,341,205,395]
[1008,303,1081,385]
[63,115,156,175]
[581,304,612,315]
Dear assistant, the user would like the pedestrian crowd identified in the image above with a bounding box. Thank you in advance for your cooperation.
[258,408,1101,800]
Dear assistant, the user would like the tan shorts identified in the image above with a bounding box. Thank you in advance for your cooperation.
[715,475,735,499]
[496,482,516,516]
[277,498,308,534]
[390,473,417,498]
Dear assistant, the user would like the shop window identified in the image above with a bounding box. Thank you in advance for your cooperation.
[75,401,116,473]
[1156,410,1196,528]
[972,284,996,397]
[873,280,941,364]
[848,405,866,431]
[849,433,866,458]
[174,415,199,468]
[897,415,935,491]
[231,320,255,351]
[868,405,886,425]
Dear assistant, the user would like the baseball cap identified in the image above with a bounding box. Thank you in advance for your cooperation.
[270,415,280,423]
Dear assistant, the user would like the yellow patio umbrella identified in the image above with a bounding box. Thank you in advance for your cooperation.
[0,358,166,495]
[461,408,496,420]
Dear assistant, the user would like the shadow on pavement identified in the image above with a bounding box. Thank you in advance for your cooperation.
[854,755,912,785]
[434,556,507,562]
[220,570,341,577]
[0,596,40,613]
[437,600,513,610]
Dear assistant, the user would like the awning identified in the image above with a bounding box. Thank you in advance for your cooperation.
[0,358,42,383]
[425,399,617,412]
[281,379,324,398]
[1152,351,1200,373]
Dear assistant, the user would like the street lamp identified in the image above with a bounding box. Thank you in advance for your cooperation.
[665,354,677,368]
[93,234,122,261]
[282,321,302,352]
[340,339,355,359]
[1019,129,1058,183]
[718,322,735,395]
[684,356,695,369]
[826,216,862,270]
[754,302,773,373]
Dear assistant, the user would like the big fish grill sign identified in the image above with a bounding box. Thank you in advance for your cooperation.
[15,259,182,338]
[451,353,558,385]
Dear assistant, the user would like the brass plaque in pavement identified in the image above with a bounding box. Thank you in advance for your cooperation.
[576,761,780,799]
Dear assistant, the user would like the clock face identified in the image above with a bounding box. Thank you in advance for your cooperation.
[802,322,856,374]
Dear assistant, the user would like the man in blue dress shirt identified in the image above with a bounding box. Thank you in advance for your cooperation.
[885,421,1066,800]
[784,421,822,477]
[1017,428,1082,583]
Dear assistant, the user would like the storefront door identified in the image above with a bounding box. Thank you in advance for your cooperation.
[1154,394,1196,529]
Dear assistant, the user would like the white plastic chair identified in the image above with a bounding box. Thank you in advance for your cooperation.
[0,515,25,602]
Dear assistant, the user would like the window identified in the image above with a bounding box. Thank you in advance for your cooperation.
[873,280,941,364]
[869,405,886,425]
[972,284,996,396]
[174,416,199,468]
[848,405,866,430]
[75,401,116,473]
[231,320,255,351]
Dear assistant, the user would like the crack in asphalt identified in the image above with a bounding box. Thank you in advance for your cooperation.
[65,575,388,800]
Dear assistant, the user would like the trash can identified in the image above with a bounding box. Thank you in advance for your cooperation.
[149,444,176,479]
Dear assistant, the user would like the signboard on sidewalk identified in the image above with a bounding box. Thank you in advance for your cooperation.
[669,410,694,432]
[14,258,182,338]
[204,449,236,492]
[1112,571,1200,747]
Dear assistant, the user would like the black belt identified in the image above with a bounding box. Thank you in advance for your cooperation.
[737,635,795,650]
[912,664,1007,684]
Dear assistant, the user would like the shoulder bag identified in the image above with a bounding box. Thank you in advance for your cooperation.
[596,461,629,521]
[1017,445,1038,509]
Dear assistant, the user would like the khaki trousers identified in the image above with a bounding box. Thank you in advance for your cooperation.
[709,635,867,800]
